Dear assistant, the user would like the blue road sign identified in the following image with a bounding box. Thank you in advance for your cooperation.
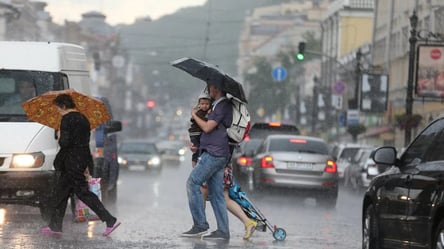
[272,66,287,82]
[338,113,345,127]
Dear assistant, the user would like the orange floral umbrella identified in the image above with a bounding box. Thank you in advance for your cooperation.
[22,89,110,130]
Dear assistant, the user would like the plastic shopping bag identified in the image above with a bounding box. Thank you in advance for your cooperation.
[73,177,102,222]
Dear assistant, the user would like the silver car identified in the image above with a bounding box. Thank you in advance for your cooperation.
[330,143,373,180]
[343,147,375,189]
[251,134,338,208]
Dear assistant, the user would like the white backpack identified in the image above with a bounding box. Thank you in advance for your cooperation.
[226,96,250,143]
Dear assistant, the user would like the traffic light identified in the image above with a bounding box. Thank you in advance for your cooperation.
[296,42,305,61]
[146,100,156,109]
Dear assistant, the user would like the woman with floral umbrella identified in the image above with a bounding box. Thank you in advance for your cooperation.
[38,93,120,236]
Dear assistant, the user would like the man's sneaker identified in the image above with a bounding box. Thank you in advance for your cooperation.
[202,230,230,240]
[181,226,208,237]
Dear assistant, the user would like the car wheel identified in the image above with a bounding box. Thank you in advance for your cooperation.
[343,169,349,187]
[363,204,379,249]
[251,172,263,192]
[317,187,338,209]
[433,219,444,249]
[351,174,358,190]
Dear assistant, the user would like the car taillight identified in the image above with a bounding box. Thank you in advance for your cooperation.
[268,122,281,127]
[237,156,252,167]
[261,156,274,168]
[324,160,337,173]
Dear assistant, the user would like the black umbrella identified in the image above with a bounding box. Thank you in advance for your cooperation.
[171,57,248,103]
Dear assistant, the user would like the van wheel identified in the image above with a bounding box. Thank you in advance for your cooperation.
[363,204,379,249]
[433,219,444,249]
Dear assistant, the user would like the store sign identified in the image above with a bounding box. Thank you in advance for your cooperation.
[347,110,359,126]
[416,45,444,98]
[360,73,388,113]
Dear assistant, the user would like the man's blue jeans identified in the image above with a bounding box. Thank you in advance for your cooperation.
[187,152,229,235]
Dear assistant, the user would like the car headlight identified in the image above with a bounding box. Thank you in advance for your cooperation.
[11,152,45,168]
[178,148,186,156]
[148,156,161,166]
[118,156,127,165]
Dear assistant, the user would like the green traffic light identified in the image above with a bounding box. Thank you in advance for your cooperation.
[296,53,305,61]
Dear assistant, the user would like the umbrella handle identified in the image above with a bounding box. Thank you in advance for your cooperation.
[44,89,75,95]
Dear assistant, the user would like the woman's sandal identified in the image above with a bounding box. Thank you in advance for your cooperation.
[243,219,257,239]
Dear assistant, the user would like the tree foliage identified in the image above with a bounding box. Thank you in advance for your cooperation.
[242,31,321,122]
[394,113,423,130]
[244,57,290,121]
[347,124,367,143]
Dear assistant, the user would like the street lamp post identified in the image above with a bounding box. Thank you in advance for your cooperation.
[405,11,418,147]
[312,83,318,134]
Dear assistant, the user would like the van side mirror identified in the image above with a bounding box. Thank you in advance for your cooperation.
[105,120,122,134]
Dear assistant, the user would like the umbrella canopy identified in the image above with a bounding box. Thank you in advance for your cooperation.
[171,57,248,103]
[22,89,110,130]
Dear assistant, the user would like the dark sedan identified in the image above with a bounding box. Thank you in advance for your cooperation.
[117,140,162,171]
[362,116,444,249]
[231,138,263,188]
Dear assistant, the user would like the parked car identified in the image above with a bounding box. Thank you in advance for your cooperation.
[330,143,373,181]
[246,122,300,139]
[156,140,187,165]
[250,134,338,208]
[231,138,263,187]
[362,116,444,249]
[343,147,379,190]
[118,140,162,171]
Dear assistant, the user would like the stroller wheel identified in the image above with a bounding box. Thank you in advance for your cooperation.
[273,227,286,241]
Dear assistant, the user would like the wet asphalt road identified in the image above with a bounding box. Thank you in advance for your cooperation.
[0,153,363,249]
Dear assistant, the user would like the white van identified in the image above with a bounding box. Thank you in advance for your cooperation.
[0,41,94,219]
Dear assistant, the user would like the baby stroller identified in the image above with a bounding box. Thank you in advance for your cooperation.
[228,180,287,241]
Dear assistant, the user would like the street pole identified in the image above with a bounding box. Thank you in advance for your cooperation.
[405,11,418,147]
[354,49,362,110]
[312,79,319,135]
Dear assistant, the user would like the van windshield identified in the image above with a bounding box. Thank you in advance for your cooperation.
[0,70,67,120]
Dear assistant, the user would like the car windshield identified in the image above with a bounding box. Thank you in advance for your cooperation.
[0,70,66,118]
[359,150,374,166]
[248,123,300,139]
[120,142,157,154]
[242,139,262,153]
[268,138,328,155]
[157,140,184,149]
[339,148,362,160]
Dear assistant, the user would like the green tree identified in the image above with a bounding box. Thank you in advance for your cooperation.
[347,124,367,143]
[242,31,321,123]
[394,113,423,130]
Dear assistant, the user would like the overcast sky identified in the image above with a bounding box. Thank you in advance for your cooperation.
[36,0,206,25]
